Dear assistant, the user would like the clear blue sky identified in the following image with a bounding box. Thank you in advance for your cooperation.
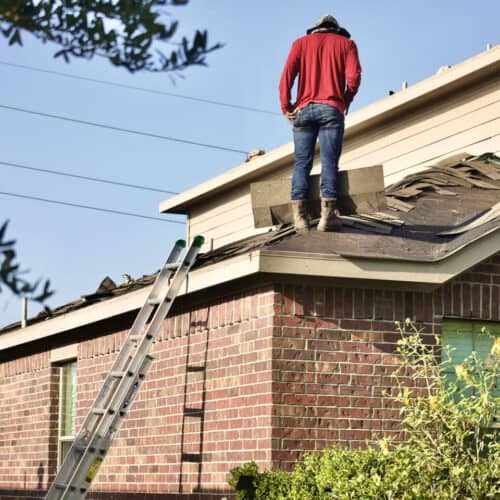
[1,1,499,327]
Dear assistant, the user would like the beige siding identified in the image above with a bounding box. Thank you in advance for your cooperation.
[188,185,258,251]
[337,77,500,184]
[188,68,500,250]
[342,80,500,163]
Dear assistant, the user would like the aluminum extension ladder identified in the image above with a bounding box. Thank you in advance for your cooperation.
[45,236,204,499]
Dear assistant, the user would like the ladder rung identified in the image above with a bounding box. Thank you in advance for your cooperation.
[73,443,87,452]
[54,482,67,490]
[181,452,202,463]
[92,408,106,415]
[165,262,180,270]
[148,296,173,306]
[129,334,142,341]
[187,366,206,372]
[184,408,203,416]
[110,371,126,378]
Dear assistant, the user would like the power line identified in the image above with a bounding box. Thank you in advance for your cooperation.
[0,190,184,224]
[0,59,281,116]
[0,103,249,155]
[0,159,178,195]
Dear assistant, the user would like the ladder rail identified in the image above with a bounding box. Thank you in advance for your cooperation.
[82,236,203,445]
[77,239,186,440]
[45,237,204,500]
[56,355,154,500]
[46,240,185,500]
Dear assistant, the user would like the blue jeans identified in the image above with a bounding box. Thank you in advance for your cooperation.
[291,103,345,200]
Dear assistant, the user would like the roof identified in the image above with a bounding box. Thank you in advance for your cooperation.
[2,153,499,346]
[159,45,500,215]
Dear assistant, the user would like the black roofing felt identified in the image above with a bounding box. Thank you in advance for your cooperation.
[2,154,499,333]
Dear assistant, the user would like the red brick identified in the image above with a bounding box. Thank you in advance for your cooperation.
[394,291,403,322]
[468,272,491,284]
[283,285,294,315]
[295,286,305,316]
[462,283,471,317]
[302,286,314,316]
[492,286,499,320]
[476,263,500,274]
[471,284,481,318]
[353,289,364,319]
[452,284,461,316]
[340,319,372,331]
[334,287,344,318]
[325,287,334,318]
[482,284,491,320]
[343,289,353,318]
[251,292,259,318]
[443,284,452,316]
[315,287,325,317]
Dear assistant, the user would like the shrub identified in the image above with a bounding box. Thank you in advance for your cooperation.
[229,321,499,499]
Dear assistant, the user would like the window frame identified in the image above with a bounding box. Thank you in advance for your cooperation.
[57,359,77,468]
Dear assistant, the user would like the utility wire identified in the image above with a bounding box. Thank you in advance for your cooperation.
[0,103,249,155]
[0,160,178,195]
[0,59,281,116]
[0,190,184,224]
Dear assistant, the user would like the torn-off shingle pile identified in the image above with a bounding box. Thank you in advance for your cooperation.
[338,153,500,233]
[386,153,500,211]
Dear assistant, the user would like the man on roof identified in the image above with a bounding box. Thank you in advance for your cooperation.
[279,15,362,231]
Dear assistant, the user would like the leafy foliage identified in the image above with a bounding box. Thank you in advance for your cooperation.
[230,321,499,499]
[0,0,222,73]
[0,220,53,306]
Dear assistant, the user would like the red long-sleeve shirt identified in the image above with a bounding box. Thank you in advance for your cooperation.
[279,32,362,115]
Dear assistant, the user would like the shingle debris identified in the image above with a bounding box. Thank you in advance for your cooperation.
[343,153,500,234]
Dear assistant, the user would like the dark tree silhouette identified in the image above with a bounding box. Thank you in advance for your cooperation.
[0,1,222,309]
[0,0,222,73]
[0,221,53,305]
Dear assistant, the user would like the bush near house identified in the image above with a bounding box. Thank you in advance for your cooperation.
[229,321,499,499]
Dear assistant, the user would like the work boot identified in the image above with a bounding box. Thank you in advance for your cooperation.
[317,198,342,232]
[291,200,310,231]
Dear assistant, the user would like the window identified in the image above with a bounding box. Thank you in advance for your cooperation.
[58,360,77,466]
[442,320,499,427]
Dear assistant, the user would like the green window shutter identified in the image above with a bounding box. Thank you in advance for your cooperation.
[442,320,500,427]
[442,320,473,394]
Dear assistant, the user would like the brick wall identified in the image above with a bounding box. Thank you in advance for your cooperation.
[0,252,498,498]
[271,252,500,469]
[0,353,59,498]
[77,284,276,499]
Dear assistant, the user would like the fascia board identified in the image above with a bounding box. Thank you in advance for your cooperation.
[0,252,260,352]
[259,251,450,284]
[159,46,499,214]
[0,286,150,352]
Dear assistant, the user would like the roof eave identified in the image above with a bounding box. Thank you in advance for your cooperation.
[2,228,498,352]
